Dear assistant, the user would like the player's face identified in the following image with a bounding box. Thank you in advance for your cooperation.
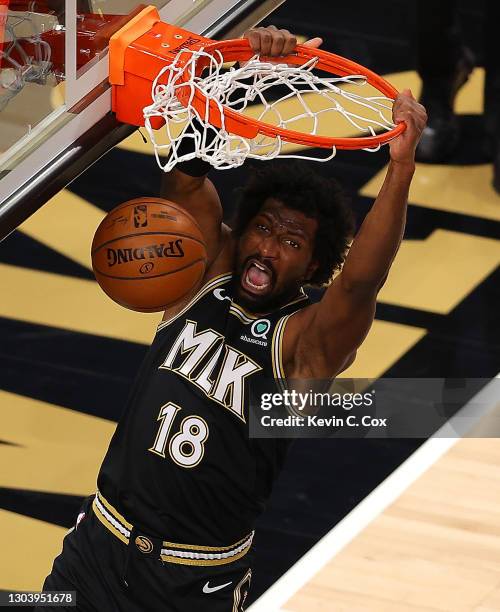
[235,199,318,312]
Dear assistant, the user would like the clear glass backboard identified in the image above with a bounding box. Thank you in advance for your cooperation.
[0,0,285,239]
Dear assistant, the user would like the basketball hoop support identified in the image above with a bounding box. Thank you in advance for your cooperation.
[109,6,211,128]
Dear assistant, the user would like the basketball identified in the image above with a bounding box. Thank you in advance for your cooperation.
[91,198,207,312]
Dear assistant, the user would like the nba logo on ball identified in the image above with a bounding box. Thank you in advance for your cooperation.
[134,205,148,228]
[251,319,270,340]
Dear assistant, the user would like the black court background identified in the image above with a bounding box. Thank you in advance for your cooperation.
[0,0,499,606]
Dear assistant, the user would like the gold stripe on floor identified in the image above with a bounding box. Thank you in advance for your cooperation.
[0,510,67,591]
[342,320,426,379]
[19,190,105,270]
[362,163,500,222]
[377,230,500,313]
[0,263,161,343]
[0,390,115,495]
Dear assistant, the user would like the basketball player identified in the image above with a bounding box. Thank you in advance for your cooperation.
[42,26,427,611]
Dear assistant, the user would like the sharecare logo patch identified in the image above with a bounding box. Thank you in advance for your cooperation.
[251,319,270,339]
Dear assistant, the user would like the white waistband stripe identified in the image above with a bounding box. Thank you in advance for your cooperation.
[94,494,131,539]
[161,533,254,560]
[93,492,254,562]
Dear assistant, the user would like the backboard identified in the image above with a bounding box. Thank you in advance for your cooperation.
[0,0,286,240]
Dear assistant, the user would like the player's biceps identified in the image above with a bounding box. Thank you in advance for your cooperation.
[349,302,377,348]
[318,294,376,352]
[164,179,223,258]
[161,173,222,220]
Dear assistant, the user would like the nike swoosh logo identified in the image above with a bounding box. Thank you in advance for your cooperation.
[203,580,233,594]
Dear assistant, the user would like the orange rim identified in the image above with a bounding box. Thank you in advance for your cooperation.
[176,39,405,150]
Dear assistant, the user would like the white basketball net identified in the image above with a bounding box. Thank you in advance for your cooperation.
[143,47,396,171]
[0,12,52,112]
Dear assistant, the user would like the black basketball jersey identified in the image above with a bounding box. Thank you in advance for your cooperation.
[97,273,310,545]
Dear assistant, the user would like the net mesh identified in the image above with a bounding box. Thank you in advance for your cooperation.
[143,47,397,171]
[0,11,52,111]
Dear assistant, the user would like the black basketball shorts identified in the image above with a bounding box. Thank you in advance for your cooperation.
[41,495,253,612]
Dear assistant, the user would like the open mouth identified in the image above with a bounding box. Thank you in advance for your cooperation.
[241,258,274,295]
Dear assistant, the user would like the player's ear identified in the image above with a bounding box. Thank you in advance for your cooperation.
[304,259,319,283]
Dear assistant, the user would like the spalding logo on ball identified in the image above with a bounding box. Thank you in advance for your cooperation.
[91,198,207,312]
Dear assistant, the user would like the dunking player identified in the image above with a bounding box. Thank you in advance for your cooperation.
[43,26,426,612]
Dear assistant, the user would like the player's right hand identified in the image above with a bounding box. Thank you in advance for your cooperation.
[243,25,322,57]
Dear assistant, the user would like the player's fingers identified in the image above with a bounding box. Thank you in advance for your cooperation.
[394,110,426,139]
[302,37,323,49]
[393,90,412,116]
[280,29,297,56]
[417,104,428,125]
[399,88,413,99]
[393,95,425,118]
[400,105,427,129]
[270,30,286,56]
[395,91,427,119]
[244,29,262,54]
[255,28,272,56]
[393,108,416,125]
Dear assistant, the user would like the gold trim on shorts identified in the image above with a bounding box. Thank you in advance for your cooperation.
[92,491,254,566]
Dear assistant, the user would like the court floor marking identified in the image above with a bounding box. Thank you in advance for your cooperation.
[248,374,500,612]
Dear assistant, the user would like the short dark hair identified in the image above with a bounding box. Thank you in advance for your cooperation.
[232,161,355,286]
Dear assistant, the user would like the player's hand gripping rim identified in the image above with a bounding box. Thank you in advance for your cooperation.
[390,89,428,165]
[243,24,322,57]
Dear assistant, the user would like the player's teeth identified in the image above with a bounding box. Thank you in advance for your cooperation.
[245,271,269,290]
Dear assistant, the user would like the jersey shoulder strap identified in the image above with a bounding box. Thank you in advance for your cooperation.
[156,273,233,334]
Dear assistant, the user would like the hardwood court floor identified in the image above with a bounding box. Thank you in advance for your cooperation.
[284,437,500,612]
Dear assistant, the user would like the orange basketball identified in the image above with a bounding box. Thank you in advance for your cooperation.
[91,198,207,312]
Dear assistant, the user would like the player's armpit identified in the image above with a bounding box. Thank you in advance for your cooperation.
[282,276,376,379]
[339,349,357,373]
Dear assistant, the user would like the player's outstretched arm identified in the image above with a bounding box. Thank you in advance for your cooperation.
[285,90,427,379]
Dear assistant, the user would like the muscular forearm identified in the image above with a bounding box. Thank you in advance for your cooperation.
[160,125,220,223]
[341,160,415,291]
[161,168,224,265]
[162,168,206,197]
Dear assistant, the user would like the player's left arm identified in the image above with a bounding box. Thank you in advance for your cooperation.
[284,90,427,378]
